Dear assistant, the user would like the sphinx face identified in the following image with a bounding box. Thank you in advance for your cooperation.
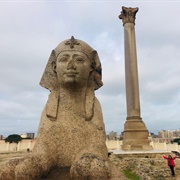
[55,51,93,87]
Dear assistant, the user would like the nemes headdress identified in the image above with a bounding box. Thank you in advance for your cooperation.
[39,36,103,121]
[40,36,103,91]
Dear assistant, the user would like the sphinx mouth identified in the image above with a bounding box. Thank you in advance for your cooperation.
[64,72,79,76]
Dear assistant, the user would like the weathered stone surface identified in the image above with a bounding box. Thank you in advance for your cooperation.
[110,153,180,179]
[0,37,121,179]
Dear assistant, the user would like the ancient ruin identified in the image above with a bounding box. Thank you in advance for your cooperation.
[0,36,121,179]
[119,6,153,151]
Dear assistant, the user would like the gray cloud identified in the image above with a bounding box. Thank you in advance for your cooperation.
[0,1,180,137]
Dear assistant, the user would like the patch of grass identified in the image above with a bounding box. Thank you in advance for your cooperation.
[123,169,141,180]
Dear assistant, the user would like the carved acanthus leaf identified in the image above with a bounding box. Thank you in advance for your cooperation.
[119,6,139,25]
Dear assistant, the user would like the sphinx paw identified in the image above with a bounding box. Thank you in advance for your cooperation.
[70,153,110,180]
[0,158,24,180]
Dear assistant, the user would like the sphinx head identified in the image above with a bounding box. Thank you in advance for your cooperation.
[40,36,103,91]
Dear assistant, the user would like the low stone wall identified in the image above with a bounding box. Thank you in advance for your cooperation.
[107,140,180,152]
[1,139,180,152]
[0,140,36,152]
[106,140,123,150]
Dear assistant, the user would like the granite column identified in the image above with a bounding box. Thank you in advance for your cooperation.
[119,6,152,150]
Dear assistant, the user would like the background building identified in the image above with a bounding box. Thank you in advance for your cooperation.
[26,133,35,139]
[107,131,118,140]
[158,129,180,139]
[21,133,35,139]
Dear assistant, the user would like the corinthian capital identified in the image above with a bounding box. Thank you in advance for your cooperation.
[119,6,139,25]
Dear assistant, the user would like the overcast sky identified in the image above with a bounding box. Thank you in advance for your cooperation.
[0,1,180,137]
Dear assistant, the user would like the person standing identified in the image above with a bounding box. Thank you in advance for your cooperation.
[163,155,177,177]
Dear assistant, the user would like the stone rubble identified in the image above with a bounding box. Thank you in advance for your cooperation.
[109,153,180,179]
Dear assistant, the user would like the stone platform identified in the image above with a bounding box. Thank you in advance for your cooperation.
[109,149,172,158]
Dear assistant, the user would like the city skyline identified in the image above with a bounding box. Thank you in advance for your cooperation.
[2,129,180,139]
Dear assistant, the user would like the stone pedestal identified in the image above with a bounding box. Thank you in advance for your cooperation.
[119,6,152,151]
[121,117,152,150]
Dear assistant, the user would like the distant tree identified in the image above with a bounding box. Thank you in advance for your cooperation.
[173,138,180,143]
[5,134,22,143]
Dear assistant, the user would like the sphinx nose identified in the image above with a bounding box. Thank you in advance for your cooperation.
[67,60,76,70]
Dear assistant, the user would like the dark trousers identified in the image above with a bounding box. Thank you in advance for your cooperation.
[169,165,175,176]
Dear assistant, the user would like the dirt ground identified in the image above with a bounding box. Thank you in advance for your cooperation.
[0,151,29,165]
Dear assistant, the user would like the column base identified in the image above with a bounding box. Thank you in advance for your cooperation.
[122,117,153,151]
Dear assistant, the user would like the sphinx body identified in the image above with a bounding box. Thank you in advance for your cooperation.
[0,37,111,180]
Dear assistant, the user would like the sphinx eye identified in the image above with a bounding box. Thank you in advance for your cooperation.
[58,56,68,62]
[75,57,84,63]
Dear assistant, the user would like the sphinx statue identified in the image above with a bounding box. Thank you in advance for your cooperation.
[0,36,117,179]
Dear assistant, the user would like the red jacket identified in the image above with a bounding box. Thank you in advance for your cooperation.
[163,156,177,167]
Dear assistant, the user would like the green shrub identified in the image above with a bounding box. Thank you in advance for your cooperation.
[123,169,141,180]
[5,134,22,144]
[173,138,180,143]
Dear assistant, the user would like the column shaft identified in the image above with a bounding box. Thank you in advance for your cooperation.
[124,23,140,118]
